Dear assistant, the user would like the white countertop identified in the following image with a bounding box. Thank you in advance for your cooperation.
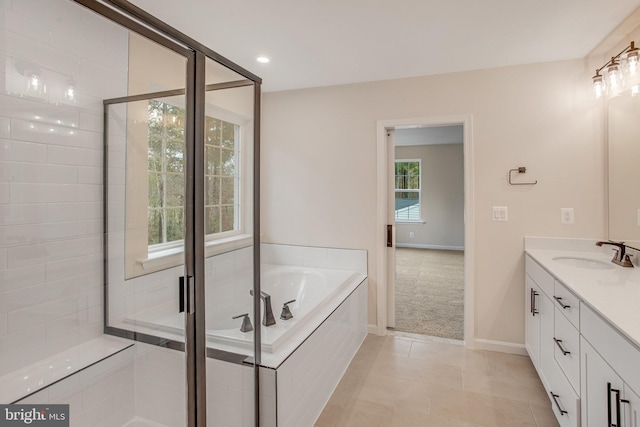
[525,238,640,350]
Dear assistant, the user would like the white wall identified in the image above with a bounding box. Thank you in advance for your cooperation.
[0,0,128,374]
[395,143,464,248]
[261,58,605,346]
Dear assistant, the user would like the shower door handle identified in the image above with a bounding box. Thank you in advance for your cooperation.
[179,276,195,314]
[387,225,393,247]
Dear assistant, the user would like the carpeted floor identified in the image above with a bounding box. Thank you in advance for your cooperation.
[393,248,464,340]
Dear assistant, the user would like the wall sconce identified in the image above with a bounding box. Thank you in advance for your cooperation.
[593,41,639,99]
[14,60,80,103]
[20,66,46,96]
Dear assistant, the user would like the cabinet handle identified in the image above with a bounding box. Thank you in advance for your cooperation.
[608,382,622,427]
[553,296,571,309]
[550,392,568,415]
[553,338,571,355]
[531,289,539,315]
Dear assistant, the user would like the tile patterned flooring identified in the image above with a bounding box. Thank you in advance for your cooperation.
[314,334,560,427]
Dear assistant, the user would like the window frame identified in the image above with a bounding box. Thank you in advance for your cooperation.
[394,159,423,223]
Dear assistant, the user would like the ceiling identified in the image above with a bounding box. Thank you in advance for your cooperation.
[128,0,640,92]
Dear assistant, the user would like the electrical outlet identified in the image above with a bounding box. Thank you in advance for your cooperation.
[492,206,508,221]
[409,232,415,239]
[561,208,574,224]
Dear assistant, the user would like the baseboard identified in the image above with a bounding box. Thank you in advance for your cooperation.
[395,243,464,251]
[368,324,380,335]
[474,339,527,355]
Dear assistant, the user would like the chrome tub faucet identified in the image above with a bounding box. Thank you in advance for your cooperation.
[249,290,276,326]
[232,313,253,332]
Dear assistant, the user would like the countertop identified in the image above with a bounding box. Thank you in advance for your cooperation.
[525,245,640,350]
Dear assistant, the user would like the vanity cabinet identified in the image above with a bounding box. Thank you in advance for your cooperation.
[526,253,640,427]
[525,256,579,426]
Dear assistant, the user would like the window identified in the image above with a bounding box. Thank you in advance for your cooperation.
[147,101,241,249]
[395,160,421,221]
[204,116,239,237]
[148,100,186,246]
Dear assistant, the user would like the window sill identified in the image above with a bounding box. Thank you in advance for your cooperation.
[138,234,254,270]
[396,220,426,225]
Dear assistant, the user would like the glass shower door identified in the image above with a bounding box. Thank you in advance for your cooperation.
[104,30,194,427]
[201,56,260,426]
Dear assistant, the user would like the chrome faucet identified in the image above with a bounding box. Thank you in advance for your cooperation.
[232,313,253,332]
[249,290,276,326]
[595,240,638,268]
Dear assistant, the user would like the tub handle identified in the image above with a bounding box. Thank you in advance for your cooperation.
[232,313,253,333]
[280,300,296,320]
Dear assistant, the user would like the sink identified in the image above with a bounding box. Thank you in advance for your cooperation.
[552,257,615,270]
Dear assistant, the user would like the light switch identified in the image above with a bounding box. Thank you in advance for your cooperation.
[493,206,508,221]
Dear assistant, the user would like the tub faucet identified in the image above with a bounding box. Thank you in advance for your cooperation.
[232,313,253,333]
[280,299,296,320]
[595,240,637,267]
[249,290,276,326]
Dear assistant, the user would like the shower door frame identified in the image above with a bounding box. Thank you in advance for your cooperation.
[72,1,263,426]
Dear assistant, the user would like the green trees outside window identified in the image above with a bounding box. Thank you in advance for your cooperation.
[147,100,239,246]
[395,160,421,221]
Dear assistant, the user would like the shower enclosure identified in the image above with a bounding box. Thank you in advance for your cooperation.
[0,0,262,425]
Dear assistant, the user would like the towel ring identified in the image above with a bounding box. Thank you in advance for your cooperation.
[509,167,537,185]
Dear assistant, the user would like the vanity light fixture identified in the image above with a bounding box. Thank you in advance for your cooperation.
[64,79,77,103]
[592,41,639,99]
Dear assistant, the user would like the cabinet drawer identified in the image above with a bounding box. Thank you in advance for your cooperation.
[581,303,640,397]
[554,307,580,394]
[548,357,580,427]
[526,255,554,297]
[553,281,579,328]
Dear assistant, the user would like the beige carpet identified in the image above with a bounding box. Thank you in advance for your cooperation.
[393,248,464,340]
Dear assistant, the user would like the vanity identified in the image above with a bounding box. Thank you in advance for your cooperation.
[525,237,640,427]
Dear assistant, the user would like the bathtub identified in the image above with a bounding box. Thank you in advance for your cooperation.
[205,264,360,353]
[123,263,365,361]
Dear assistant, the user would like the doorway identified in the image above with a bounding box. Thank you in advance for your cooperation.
[391,125,465,340]
[375,116,475,345]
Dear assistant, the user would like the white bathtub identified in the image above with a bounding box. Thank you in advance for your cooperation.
[123,263,365,360]
[205,264,360,354]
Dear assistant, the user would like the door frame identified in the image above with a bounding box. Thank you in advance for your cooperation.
[375,115,475,346]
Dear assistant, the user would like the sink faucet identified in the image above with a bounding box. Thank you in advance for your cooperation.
[595,241,636,268]
[249,290,276,326]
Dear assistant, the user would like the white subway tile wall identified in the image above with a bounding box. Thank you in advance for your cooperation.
[0,0,129,378]
[15,345,136,427]
[261,243,367,274]
[134,343,186,427]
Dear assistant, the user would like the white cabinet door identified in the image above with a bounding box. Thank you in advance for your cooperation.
[526,276,554,390]
[526,277,541,369]
[581,337,624,427]
[624,385,640,427]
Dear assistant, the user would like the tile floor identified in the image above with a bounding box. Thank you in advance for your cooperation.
[314,334,560,427]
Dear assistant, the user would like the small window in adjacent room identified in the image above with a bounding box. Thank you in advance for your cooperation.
[395,159,421,222]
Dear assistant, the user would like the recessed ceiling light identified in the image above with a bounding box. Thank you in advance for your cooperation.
[256,56,270,64]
